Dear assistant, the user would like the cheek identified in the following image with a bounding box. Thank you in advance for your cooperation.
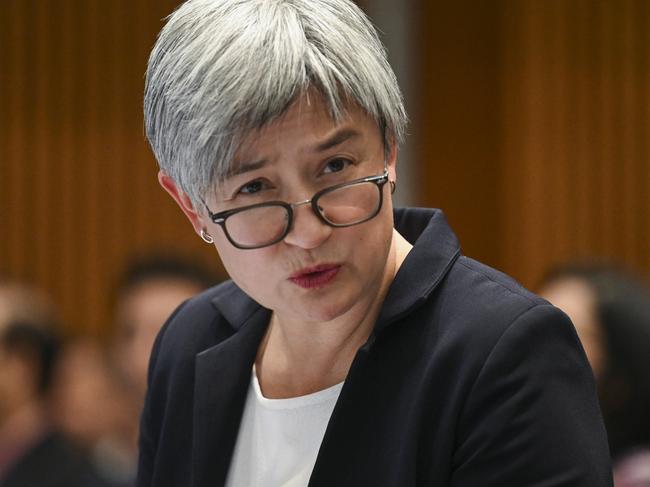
[361,209,394,247]
[346,220,393,271]
[215,242,278,297]
[213,234,247,280]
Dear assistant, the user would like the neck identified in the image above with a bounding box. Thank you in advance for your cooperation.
[256,229,412,398]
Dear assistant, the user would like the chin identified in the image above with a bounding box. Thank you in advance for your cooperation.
[298,296,357,323]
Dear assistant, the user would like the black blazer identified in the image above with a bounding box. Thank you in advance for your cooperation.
[138,208,613,486]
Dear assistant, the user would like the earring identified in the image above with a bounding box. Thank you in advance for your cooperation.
[200,229,214,244]
[390,180,396,194]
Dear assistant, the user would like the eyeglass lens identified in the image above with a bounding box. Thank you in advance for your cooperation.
[224,180,381,248]
[318,180,381,225]
[225,205,289,248]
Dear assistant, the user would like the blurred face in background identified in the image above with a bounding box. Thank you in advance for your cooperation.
[0,341,34,421]
[540,277,607,379]
[52,340,126,447]
[116,278,203,399]
[0,286,57,422]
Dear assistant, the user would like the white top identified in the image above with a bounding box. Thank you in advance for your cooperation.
[225,368,344,487]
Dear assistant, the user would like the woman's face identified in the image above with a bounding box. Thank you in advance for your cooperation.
[169,96,398,325]
[540,278,607,379]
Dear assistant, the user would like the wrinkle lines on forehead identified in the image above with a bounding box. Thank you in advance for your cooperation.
[227,101,371,179]
[227,159,269,179]
[315,128,361,152]
[231,127,363,176]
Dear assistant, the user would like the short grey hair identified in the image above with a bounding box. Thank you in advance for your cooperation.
[144,0,408,206]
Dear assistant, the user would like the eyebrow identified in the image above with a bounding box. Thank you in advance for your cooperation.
[227,159,268,178]
[227,128,361,178]
[314,128,361,152]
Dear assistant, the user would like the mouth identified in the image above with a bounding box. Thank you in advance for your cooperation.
[288,264,341,289]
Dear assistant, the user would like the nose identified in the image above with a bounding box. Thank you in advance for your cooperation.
[282,203,332,249]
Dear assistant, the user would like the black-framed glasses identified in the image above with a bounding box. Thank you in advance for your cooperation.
[204,169,389,249]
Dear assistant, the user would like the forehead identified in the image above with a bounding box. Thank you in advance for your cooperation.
[228,94,381,174]
[119,279,202,328]
[121,278,201,309]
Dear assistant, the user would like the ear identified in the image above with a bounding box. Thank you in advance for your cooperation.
[386,140,398,184]
[158,171,206,235]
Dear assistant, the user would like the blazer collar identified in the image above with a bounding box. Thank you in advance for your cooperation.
[210,279,263,331]
[373,208,461,335]
[195,208,460,484]
[208,208,461,336]
[192,305,271,487]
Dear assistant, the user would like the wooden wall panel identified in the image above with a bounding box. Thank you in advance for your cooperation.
[0,0,222,337]
[412,0,502,268]
[500,0,650,288]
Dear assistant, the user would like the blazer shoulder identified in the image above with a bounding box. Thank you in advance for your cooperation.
[446,255,549,321]
[152,280,241,368]
[426,256,568,361]
[456,256,544,305]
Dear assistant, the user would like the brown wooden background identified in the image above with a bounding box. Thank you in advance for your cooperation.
[414,0,649,290]
[1,0,648,337]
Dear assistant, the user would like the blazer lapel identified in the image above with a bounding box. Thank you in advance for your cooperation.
[192,306,270,487]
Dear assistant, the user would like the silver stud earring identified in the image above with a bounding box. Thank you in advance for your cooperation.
[200,229,214,244]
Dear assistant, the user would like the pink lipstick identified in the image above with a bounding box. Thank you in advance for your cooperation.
[288,264,341,289]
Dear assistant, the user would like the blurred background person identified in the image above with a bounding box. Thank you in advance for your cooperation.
[52,338,135,487]
[0,281,107,487]
[539,263,650,487]
[112,255,218,405]
[52,255,217,486]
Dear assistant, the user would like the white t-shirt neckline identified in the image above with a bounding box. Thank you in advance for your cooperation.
[251,366,345,410]
[224,366,345,487]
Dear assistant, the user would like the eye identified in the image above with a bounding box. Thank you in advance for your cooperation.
[238,179,268,195]
[322,157,353,174]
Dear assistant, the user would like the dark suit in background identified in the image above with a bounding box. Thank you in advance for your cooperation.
[1,431,110,487]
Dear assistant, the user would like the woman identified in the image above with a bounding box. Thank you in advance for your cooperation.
[137,1,612,485]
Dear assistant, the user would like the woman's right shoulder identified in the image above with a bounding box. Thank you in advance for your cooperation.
[151,280,252,369]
